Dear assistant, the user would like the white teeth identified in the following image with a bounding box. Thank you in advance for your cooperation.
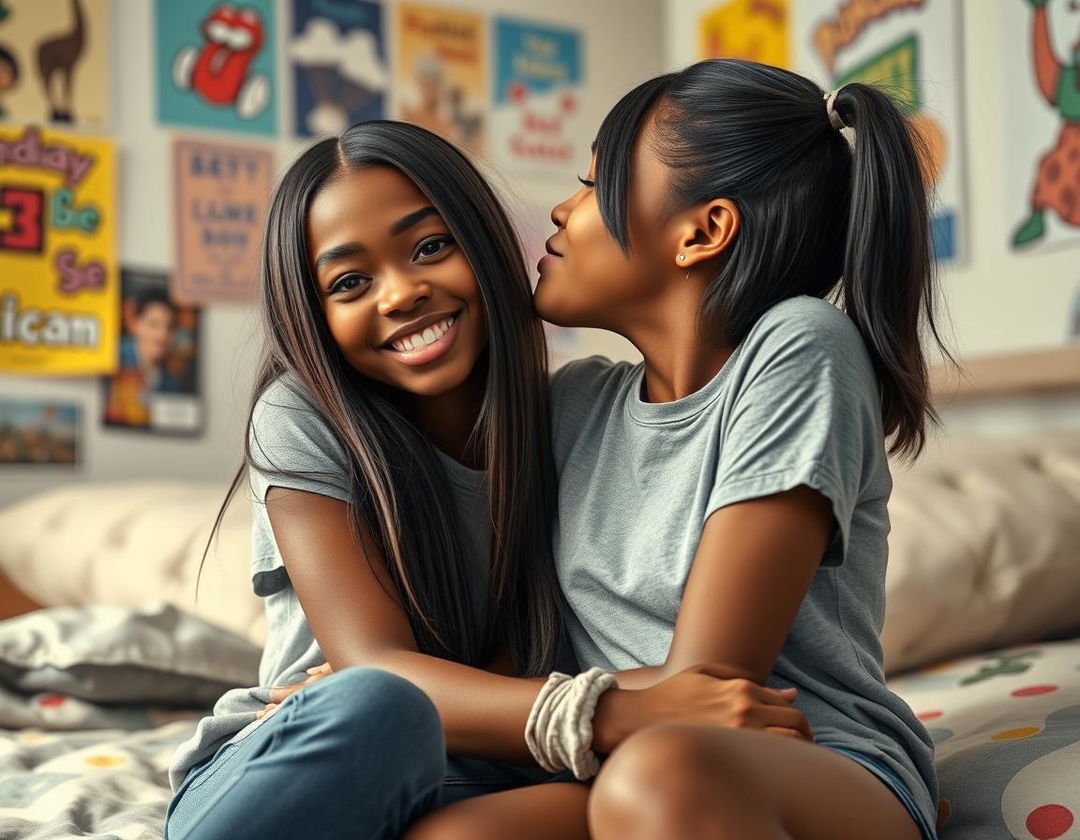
[390,315,456,352]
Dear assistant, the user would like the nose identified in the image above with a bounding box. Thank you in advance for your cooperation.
[376,271,432,317]
[551,195,572,230]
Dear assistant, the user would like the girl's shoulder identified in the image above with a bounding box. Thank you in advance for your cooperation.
[550,355,638,404]
[248,373,348,479]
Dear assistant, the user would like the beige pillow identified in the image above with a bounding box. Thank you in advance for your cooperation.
[883,431,1080,674]
[0,482,263,647]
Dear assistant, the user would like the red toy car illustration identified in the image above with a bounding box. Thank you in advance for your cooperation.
[172,3,269,120]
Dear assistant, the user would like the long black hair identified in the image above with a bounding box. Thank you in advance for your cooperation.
[202,121,563,676]
[595,59,951,459]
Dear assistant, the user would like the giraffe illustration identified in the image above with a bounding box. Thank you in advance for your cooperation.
[35,0,86,123]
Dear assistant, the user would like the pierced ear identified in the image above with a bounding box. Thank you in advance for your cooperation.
[675,199,741,269]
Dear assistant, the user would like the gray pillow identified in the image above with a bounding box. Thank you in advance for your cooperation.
[0,603,261,707]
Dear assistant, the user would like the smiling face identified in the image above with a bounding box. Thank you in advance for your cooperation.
[533,125,678,333]
[306,165,487,397]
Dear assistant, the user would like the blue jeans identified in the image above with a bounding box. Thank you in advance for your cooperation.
[165,667,565,839]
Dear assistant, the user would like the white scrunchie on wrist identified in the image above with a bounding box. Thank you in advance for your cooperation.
[524,666,618,780]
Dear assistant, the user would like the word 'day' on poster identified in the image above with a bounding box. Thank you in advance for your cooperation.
[290,0,388,137]
[796,0,966,263]
[0,398,80,465]
[1002,1,1080,253]
[102,268,202,436]
[0,126,117,375]
[395,3,487,155]
[172,138,272,305]
[699,0,790,67]
[493,19,584,174]
[0,0,109,126]
[155,0,278,137]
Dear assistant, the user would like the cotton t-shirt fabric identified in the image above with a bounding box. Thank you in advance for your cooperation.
[168,374,491,791]
[549,295,938,830]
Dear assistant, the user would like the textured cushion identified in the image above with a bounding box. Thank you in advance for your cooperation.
[883,432,1080,674]
[0,603,260,707]
[888,636,1080,839]
[0,482,264,647]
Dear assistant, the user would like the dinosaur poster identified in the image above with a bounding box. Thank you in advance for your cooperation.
[394,3,487,156]
[155,0,278,137]
[698,0,790,67]
[492,18,584,174]
[171,137,272,305]
[794,0,967,263]
[1003,0,1080,253]
[0,0,108,126]
[290,0,387,138]
[0,126,117,375]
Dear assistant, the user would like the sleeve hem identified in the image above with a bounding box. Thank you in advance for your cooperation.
[705,461,849,567]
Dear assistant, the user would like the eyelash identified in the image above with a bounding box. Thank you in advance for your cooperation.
[577,176,595,188]
[326,237,454,296]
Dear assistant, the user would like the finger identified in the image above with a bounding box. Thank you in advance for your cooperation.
[268,686,296,703]
[756,705,814,739]
[695,663,757,682]
[763,726,810,741]
[256,703,279,720]
[753,685,799,706]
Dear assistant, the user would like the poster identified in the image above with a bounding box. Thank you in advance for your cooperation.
[0,126,117,375]
[699,0,790,67]
[0,398,80,465]
[395,3,487,155]
[796,0,966,263]
[102,269,202,436]
[155,0,278,137]
[492,19,584,174]
[290,0,388,137]
[0,0,109,126]
[172,137,272,305]
[1002,1,1080,253]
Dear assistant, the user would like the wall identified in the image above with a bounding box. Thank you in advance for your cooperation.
[0,0,663,508]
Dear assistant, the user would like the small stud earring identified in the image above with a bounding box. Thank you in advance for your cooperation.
[678,254,687,262]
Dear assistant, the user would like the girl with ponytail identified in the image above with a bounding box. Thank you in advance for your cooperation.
[524,58,947,839]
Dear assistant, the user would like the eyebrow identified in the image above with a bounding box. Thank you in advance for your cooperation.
[313,207,442,274]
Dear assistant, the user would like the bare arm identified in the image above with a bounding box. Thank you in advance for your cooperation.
[1033,4,1061,105]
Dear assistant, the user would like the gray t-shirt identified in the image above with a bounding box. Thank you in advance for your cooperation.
[550,296,937,829]
[169,374,490,791]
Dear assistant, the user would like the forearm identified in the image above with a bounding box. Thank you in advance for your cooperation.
[1033,6,1060,103]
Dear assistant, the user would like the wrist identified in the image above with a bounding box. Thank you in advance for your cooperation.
[592,687,634,754]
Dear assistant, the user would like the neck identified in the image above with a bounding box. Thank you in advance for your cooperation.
[621,277,733,404]
[406,356,487,470]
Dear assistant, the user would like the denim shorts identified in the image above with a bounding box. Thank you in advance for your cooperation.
[824,745,937,840]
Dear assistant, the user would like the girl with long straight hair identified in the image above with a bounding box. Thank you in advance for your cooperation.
[164,119,812,840]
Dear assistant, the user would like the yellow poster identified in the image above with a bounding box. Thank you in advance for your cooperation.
[0,125,117,375]
[699,0,790,68]
[0,0,109,126]
[395,2,487,155]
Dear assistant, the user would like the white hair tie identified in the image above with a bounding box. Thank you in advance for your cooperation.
[824,89,846,131]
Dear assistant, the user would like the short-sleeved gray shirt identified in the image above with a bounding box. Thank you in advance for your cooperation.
[550,296,937,829]
[168,374,490,791]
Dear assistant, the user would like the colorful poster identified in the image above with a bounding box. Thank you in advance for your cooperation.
[0,126,117,375]
[0,0,109,126]
[0,398,80,465]
[102,269,202,436]
[155,0,278,137]
[796,0,966,263]
[699,0,790,67]
[395,3,487,155]
[172,138,272,305]
[1002,1,1080,253]
[290,0,388,137]
[492,19,584,174]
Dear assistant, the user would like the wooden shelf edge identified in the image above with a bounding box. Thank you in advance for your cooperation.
[931,345,1080,402]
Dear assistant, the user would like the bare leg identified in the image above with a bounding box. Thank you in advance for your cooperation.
[589,724,924,840]
[404,782,589,840]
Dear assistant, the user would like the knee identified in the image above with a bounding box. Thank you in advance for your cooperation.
[302,667,444,772]
[590,724,722,826]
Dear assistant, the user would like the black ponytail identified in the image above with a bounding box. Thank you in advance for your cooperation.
[831,83,950,459]
[594,60,952,462]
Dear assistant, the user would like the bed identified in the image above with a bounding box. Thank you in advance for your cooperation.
[0,347,1077,839]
